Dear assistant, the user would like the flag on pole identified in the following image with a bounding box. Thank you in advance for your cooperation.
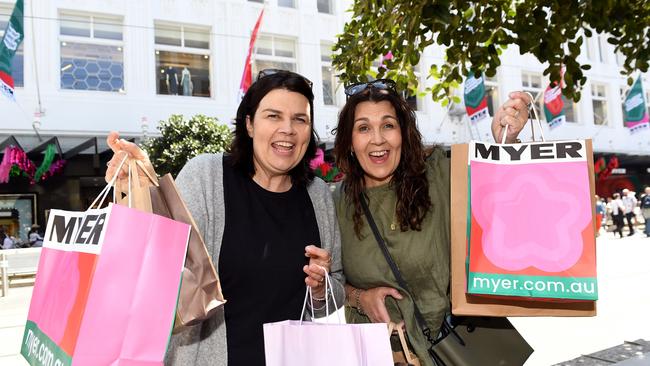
[623,76,649,134]
[543,82,565,129]
[464,71,489,124]
[0,0,24,101]
[238,8,265,100]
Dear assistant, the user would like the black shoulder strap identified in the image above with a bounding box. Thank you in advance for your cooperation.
[359,194,438,347]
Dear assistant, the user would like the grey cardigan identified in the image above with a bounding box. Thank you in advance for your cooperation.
[164,153,345,366]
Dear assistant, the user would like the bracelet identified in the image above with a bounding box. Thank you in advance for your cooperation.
[312,294,326,302]
[354,289,365,316]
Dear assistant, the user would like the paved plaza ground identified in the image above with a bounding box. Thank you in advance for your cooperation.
[1,230,649,365]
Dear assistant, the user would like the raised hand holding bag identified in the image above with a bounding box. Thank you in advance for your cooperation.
[360,195,533,366]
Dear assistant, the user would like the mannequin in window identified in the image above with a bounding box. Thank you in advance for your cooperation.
[165,66,179,95]
[181,67,193,96]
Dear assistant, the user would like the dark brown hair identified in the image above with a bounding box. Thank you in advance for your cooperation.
[334,87,431,237]
[229,70,317,186]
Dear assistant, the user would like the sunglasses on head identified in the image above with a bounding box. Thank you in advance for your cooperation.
[256,68,313,88]
[344,79,397,97]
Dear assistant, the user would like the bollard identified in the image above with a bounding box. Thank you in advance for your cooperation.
[0,253,7,297]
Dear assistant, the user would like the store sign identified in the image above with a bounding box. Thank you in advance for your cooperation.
[611,168,626,175]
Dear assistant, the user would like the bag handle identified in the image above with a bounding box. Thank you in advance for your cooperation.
[500,91,546,144]
[388,322,419,365]
[299,266,341,324]
[88,152,129,210]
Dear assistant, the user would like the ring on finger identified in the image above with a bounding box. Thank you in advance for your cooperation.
[106,161,112,167]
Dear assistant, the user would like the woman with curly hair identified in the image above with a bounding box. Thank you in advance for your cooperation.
[333,79,530,365]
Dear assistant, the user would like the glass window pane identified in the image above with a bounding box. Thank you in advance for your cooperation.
[93,16,122,40]
[255,36,273,56]
[253,60,295,77]
[278,0,295,8]
[561,95,576,122]
[13,46,23,87]
[593,100,607,125]
[248,0,263,2]
[274,38,295,58]
[531,75,541,89]
[60,14,91,37]
[317,0,332,14]
[320,43,332,62]
[486,85,499,116]
[184,27,210,49]
[155,51,210,97]
[322,66,334,105]
[155,24,182,46]
[60,42,124,92]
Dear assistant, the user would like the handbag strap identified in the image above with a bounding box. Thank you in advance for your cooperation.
[359,194,439,348]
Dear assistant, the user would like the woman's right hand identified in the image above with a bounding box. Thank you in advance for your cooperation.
[105,131,157,187]
[358,286,403,323]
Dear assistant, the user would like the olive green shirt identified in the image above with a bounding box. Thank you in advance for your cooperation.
[334,149,450,366]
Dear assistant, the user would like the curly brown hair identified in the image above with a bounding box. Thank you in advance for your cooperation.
[334,87,431,238]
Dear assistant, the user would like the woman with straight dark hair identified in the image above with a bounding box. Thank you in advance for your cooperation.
[333,80,530,365]
[106,70,344,366]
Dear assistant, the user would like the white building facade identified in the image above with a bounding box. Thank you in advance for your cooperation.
[0,0,347,141]
[1,0,648,151]
[0,0,648,239]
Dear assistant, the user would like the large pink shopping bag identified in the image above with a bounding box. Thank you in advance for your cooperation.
[466,139,597,301]
[263,320,393,366]
[21,203,190,366]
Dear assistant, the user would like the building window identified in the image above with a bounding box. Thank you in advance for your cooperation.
[562,95,578,123]
[596,34,606,63]
[1,4,24,87]
[320,42,336,106]
[592,83,608,126]
[253,35,297,75]
[154,23,210,97]
[59,12,124,92]
[484,75,499,116]
[317,0,333,14]
[278,0,295,8]
[521,72,545,120]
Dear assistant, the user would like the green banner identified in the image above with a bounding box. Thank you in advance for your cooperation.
[624,77,649,134]
[467,272,598,300]
[21,320,72,366]
[0,0,24,100]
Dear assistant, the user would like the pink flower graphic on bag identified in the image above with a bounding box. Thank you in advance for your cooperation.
[470,161,592,272]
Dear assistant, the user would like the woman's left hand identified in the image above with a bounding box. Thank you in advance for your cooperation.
[491,91,533,143]
[303,245,332,300]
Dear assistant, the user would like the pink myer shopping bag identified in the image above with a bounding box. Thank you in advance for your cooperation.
[21,203,190,366]
[466,139,597,301]
[263,320,393,366]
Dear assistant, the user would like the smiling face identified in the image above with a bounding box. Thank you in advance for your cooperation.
[351,100,403,188]
[246,88,312,181]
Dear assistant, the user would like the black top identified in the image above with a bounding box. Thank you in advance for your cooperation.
[220,156,321,366]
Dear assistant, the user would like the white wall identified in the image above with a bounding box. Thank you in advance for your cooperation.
[1,0,649,155]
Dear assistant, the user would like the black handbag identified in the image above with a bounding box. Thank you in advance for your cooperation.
[360,194,533,366]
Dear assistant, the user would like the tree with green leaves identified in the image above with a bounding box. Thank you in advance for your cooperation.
[143,114,233,177]
[333,1,650,105]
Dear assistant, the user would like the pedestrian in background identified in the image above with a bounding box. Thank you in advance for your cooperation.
[621,189,637,236]
[595,195,606,237]
[640,187,650,237]
[610,193,625,238]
